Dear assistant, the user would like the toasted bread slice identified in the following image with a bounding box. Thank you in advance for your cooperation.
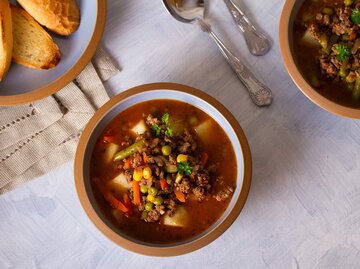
[17,0,80,36]
[0,0,13,81]
[11,5,61,70]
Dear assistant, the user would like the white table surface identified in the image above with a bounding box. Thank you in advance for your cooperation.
[2,0,360,268]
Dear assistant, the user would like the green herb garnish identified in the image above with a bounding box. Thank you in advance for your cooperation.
[336,44,351,62]
[151,124,161,137]
[352,8,360,24]
[162,113,169,125]
[150,113,173,137]
[165,126,173,137]
[178,161,193,176]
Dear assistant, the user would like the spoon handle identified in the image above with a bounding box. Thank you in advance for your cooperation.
[197,19,272,106]
[223,0,271,56]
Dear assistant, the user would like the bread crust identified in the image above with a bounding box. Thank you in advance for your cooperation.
[11,5,61,70]
[0,0,13,81]
[17,0,80,36]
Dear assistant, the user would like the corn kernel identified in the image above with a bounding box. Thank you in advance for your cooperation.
[177,154,188,163]
[143,167,152,179]
[133,167,143,181]
[175,173,183,184]
[147,194,155,203]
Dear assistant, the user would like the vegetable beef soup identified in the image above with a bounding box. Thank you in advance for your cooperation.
[90,100,237,244]
[293,0,360,107]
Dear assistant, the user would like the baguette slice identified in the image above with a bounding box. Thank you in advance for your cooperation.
[11,5,61,70]
[17,0,80,36]
[0,0,13,81]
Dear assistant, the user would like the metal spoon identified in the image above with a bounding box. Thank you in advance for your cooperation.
[223,0,271,56]
[162,0,272,107]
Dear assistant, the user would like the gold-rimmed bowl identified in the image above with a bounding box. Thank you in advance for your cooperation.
[0,0,106,106]
[279,0,360,119]
[74,83,252,256]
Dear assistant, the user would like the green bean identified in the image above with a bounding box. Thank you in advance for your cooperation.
[113,139,145,162]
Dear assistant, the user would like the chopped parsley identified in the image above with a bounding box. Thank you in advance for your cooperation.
[162,113,169,125]
[165,126,173,137]
[151,113,173,137]
[335,44,351,62]
[177,161,193,176]
[351,8,360,25]
[151,124,161,137]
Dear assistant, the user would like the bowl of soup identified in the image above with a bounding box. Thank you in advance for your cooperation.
[74,83,252,256]
[279,0,360,118]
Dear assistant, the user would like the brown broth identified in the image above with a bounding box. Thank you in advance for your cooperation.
[90,100,237,244]
[293,0,360,108]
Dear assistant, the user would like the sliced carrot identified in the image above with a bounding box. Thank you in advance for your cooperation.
[160,178,167,190]
[174,189,186,203]
[103,192,129,213]
[93,178,128,213]
[122,192,133,215]
[143,152,147,163]
[200,152,209,166]
[132,181,141,205]
[123,158,132,170]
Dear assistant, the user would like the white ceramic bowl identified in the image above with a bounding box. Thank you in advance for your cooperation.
[74,83,252,256]
[0,0,106,105]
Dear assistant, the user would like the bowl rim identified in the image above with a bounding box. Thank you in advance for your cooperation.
[74,82,252,256]
[279,0,360,119]
[0,0,107,106]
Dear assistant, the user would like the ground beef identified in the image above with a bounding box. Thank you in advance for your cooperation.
[146,114,159,126]
[124,170,132,182]
[164,198,177,216]
[316,13,331,26]
[145,155,155,164]
[155,205,166,215]
[168,154,177,165]
[178,179,191,194]
[214,186,234,202]
[131,153,143,168]
[319,58,338,78]
[196,173,210,186]
[178,142,191,154]
[193,186,206,201]
[153,156,165,167]
[146,210,160,222]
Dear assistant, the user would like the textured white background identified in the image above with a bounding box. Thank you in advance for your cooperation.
[2,0,360,268]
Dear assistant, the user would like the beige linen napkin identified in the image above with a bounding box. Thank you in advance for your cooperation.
[0,47,120,194]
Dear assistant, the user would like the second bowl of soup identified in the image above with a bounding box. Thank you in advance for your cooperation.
[74,83,252,256]
[280,0,360,118]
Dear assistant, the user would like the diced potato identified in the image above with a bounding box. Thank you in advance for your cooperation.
[194,120,213,144]
[300,29,321,48]
[107,173,131,195]
[104,143,119,164]
[131,120,148,135]
[163,206,188,227]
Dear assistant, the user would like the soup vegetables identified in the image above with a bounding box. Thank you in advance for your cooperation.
[300,0,360,101]
[95,112,234,225]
